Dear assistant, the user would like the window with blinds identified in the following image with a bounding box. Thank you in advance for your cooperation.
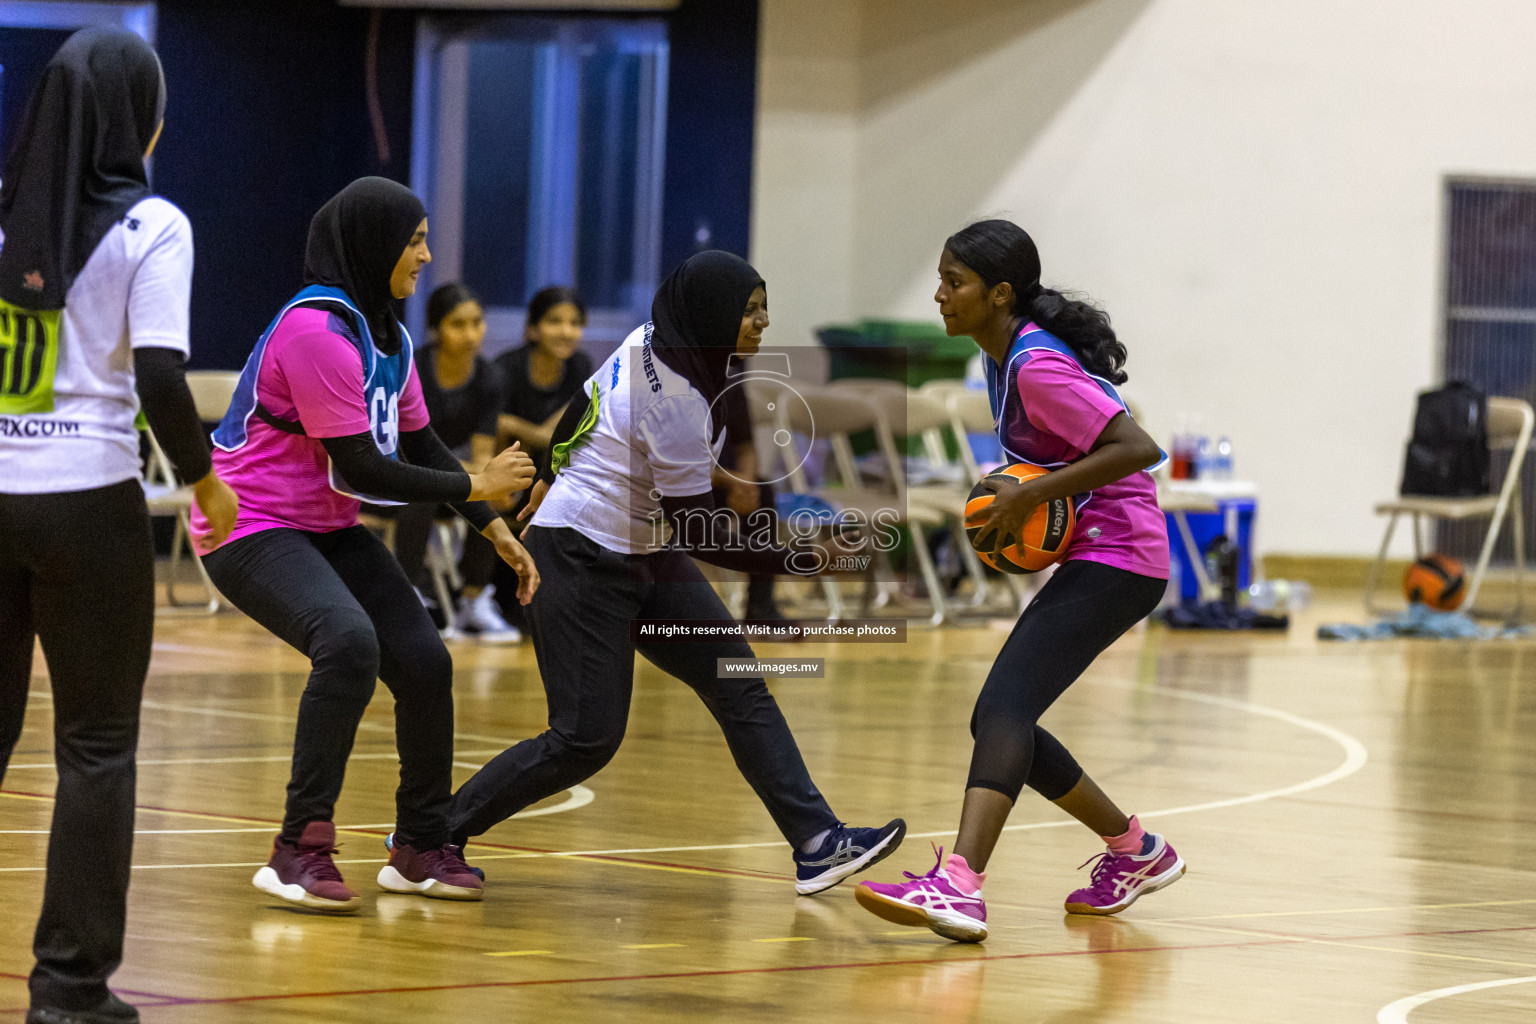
[1439,177,1536,563]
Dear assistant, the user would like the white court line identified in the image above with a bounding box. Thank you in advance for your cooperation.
[472,682,1370,859]
[0,786,596,840]
[11,682,1365,862]
[1377,975,1536,1023]
[5,749,508,771]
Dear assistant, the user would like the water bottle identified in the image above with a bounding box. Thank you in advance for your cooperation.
[1215,436,1233,480]
[1193,436,1213,480]
[1204,534,1240,611]
[1161,555,1183,609]
[1247,579,1313,612]
[1170,414,1191,479]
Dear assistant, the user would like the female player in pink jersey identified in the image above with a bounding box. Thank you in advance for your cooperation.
[856,220,1181,942]
[194,177,538,913]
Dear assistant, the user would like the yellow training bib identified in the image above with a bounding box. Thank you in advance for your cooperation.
[0,299,61,414]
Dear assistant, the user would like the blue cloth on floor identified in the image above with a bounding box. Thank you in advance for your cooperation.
[1318,602,1533,640]
[1159,601,1288,631]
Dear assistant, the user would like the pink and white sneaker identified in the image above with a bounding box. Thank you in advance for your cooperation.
[1064,833,1184,915]
[855,847,988,943]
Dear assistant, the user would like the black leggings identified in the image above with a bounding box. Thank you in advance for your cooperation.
[203,526,455,847]
[968,559,1165,802]
[0,479,154,1012]
[449,525,838,847]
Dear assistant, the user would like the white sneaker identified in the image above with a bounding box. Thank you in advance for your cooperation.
[453,585,521,644]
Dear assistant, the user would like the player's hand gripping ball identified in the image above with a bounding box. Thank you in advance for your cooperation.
[964,463,1075,574]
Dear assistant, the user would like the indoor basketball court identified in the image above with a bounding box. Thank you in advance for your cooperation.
[5,594,1532,1022]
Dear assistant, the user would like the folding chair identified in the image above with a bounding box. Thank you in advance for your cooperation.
[1365,395,1533,619]
[142,430,220,614]
[932,384,1041,615]
[781,385,952,625]
[141,371,240,614]
[826,381,995,615]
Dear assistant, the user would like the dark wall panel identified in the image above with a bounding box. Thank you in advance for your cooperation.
[0,27,75,161]
[123,0,757,367]
[153,0,415,369]
[659,0,758,278]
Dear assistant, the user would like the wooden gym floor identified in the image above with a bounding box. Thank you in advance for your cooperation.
[3,589,1535,1023]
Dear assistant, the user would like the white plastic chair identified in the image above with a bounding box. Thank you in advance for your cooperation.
[825,381,996,615]
[781,384,952,625]
[141,371,240,614]
[142,431,219,614]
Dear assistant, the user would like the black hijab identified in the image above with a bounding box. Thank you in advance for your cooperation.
[0,28,165,310]
[650,250,764,439]
[303,177,425,356]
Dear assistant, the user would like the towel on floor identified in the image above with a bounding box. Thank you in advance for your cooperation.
[1318,602,1532,640]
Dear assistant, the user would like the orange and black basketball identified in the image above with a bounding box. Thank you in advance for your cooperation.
[1403,554,1466,611]
[964,463,1075,574]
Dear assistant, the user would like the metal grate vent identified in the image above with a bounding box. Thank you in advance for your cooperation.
[1439,177,1536,564]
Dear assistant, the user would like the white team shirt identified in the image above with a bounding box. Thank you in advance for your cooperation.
[534,324,726,554]
[0,196,193,494]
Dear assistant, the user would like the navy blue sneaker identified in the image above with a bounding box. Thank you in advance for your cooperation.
[793,819,907,895]
[26,994,138,1024]
[385,831,485,882]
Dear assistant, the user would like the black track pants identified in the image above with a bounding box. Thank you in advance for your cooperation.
[0,479,154,1012]
[449,525,838,847]
[203,525,455,847]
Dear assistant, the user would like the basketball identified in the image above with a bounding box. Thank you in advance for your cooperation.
[1403,554,1467,610]
[964,463,1075,574]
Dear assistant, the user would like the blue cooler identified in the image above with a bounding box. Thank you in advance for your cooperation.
[1166,498,1256,602]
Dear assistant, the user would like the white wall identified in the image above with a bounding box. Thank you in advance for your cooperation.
[750,0,860,359]
[754,0,1536,556]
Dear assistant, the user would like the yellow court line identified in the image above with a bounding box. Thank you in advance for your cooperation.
[1313,942,1536,971]
[1151,897,1536,924]
[622,943,685,950]
[0,792,52,805]
[1160,919,1536,971]
[753,936,815,943]
[1,791,292,831]
[485,950,553,957]
[0,849,785,884]
[4,856,411,874]
[446,851,544,863]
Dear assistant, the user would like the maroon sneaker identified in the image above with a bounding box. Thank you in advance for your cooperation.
[377,840,484,901]
[252,821,361,913]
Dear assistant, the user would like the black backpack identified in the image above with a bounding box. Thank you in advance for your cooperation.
[1400,381,1490,497]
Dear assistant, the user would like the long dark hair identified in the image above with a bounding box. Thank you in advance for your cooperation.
[524,285,587,345]
[944,219,1128,384]
[426,282,480,330]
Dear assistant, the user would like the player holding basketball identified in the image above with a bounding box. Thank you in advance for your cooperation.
[0,29,239,1024]
[856,220,1179,942]
[449,250,906,895]
[193,178,538,913]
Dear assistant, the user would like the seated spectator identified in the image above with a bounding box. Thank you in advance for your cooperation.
[496,286,593,457]
[712,376,788,621]
[394,283,520,642]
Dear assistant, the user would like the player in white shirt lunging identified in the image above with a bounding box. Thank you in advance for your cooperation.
[0,29,238,1024]
[446,251,906,895]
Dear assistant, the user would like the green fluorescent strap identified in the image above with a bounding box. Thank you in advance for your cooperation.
[550,382,601,475]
